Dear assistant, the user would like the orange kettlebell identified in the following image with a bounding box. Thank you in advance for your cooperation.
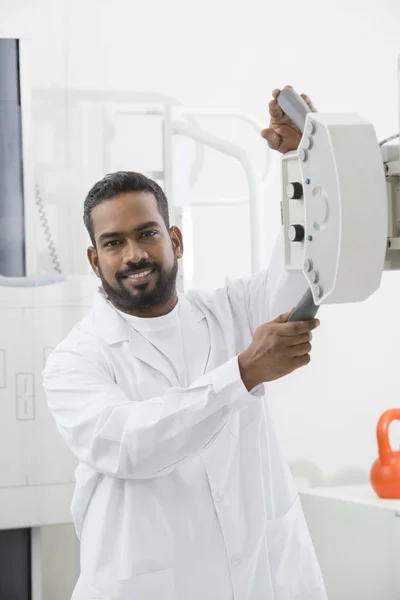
[370,409,400,499]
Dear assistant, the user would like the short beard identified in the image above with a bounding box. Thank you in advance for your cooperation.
[99,256,178,314]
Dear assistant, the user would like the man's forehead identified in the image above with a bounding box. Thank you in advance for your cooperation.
[92,192,163,232]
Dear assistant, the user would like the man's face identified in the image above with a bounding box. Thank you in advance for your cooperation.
[87,192,183,317]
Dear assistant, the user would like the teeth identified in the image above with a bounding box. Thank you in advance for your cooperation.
[127,269,152,280]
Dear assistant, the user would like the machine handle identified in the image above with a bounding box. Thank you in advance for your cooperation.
[0,274,65,287]
[276,87,310,134]
[376,409,400,466]
[278,88,315,320]
[288,288,320,322]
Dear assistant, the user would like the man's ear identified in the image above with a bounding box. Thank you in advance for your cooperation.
[170,226,183,259]
[87,246,101,277]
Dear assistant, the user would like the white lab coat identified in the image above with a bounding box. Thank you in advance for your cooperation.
[43,233,327,600]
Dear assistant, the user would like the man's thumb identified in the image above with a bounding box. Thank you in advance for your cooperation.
[261,128,281,151]
[273,309,293,324]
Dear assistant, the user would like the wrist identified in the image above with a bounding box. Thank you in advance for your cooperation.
[238,351,258,392]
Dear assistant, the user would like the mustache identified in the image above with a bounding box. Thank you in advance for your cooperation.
[116,261,158,280]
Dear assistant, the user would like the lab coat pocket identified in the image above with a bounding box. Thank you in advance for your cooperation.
[112,568,178,600]
[265,496,326,600]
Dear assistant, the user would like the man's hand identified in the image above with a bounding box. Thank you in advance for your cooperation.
[238,311,319,391]
[261,86,317,153]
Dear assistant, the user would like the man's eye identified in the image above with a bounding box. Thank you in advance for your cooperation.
[140,231,157,238]
[104,240,122,247]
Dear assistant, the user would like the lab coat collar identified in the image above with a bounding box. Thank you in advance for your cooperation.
[91,287,131,344]
[91,287,204,342]
[90,287,205,387]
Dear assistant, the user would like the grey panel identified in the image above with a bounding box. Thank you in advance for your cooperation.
[0,39,26,277]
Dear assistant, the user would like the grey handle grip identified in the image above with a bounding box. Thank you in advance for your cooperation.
[278,88,315,321]
[0,274,65,287]
[276,88,310,133]
[288,288,319,322]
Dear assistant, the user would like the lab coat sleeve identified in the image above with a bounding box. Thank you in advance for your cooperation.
[226,227,309,333]
[43,348,257,480]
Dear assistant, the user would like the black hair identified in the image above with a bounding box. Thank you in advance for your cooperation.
[83,171,170,245]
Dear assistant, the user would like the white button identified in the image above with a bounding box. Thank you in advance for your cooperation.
[303,135,313,150]
[299,148,308,162]
[215,492,224,503]
[304,258,313,272]
[314,284,323,298]
[306,119,316,136]
[231,554,242,566]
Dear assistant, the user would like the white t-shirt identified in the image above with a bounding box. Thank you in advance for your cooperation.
[117,295,211,387]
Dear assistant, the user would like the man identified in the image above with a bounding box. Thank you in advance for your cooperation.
[43,88,326,600]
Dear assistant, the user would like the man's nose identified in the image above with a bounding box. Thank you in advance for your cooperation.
[124,239,149,264]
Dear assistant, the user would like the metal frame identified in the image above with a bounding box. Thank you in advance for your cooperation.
[103,100,272,278]
[19,39,36,278]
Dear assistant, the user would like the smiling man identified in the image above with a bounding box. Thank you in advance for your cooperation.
[43,90,326,600]
[85,179,180,317]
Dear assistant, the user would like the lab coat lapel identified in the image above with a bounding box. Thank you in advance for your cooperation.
[128,327,180,387]
[92,288,180,387]
[186,289,237,371]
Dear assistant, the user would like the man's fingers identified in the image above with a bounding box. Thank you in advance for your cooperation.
[285,331,313,347]
[270,88,317,117]
[272,310,292,324]
[292,354,311,369]
[300,93,317,113]
[276,318,320,336]
[289,341,312,357]
[268,97,284,120]
[272,311,319,328]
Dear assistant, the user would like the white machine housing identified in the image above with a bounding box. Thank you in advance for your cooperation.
[281,112,389,305]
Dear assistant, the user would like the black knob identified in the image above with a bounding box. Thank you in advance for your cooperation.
[287,182,303,200]
[288,224,305,242]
